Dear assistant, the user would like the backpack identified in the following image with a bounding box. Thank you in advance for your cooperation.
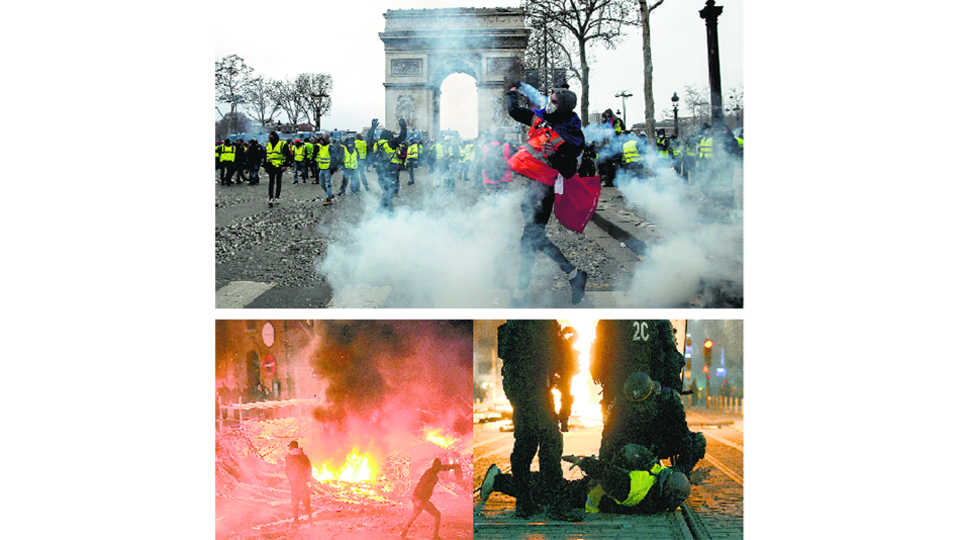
[483,142,510,181]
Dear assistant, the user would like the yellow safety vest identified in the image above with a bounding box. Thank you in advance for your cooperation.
[406,143,419,160]
[355,139,367,159]
[266,140,286,167]
[293,144,306,162]
[315,145,331,169]
[376,140,401,164]
[584,464,664,513]
[698,137,713,159]
[220,144,236,163]
[622,140,642,164]
[343,147,358,169]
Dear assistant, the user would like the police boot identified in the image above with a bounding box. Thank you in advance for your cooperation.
[515,494,539,519]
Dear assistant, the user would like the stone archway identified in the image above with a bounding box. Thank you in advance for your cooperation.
[379,8,529,139]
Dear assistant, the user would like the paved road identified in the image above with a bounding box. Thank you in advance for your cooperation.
[215,165,742,309]
[472,407,743,539]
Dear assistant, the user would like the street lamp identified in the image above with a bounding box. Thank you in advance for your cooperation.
[726,96,741,128]
[671,92,680,135]
[615,90,633,126]
[700,0,725,123]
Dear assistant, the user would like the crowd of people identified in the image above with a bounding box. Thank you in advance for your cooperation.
[215,105,742,207]
[477,319,705,521]
[214,127,523,206]
[216,82,742,303]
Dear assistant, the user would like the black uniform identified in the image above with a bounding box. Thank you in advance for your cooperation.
[590,320,703,474]
[497,320,572,517]
[487,446,684,517]
[590,320,685,416]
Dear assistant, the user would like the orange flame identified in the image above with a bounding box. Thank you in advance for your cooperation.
[423,427,458,448]
[312,449,379,483]
[557,319,603,427]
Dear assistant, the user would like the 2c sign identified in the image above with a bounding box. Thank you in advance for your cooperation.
[632,321,651,342]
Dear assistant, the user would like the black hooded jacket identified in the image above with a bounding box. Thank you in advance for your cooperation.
[506,90,585,179]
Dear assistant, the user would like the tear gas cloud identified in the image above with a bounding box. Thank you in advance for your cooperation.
[615,153,743,307]
[318,189,523,308]
[318,68,740,308]
[301,320,473,463]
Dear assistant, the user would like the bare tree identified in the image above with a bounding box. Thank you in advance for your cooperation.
[525,11,572,95]
[271,78,305,128]
[683,84,711,127]
[523,0,640,125]
[244,76,281,129]
[638,0,670,146]
[294,73,333,131]
[215,54,255,134]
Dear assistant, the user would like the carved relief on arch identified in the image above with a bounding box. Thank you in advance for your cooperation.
[391,59,422,77]
[396,94,417,128]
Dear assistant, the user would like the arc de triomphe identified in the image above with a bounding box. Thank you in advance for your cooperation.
[379,8,529,138]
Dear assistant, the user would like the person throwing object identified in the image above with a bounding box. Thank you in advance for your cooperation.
[400,457,460,539]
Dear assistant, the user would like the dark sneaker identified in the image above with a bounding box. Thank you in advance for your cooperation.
[570,270,587,305]
[480,464,500,502]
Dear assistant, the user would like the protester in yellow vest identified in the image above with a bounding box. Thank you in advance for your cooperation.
[292,139,308,184]
[405,140,420,185]
[621,136,647,178]
[264,132,289,207]
[575,446,690,515]
[476,443,689,521]
[219,139,237,185]
[304,138,316,181]
[314,133,334,205]
[354,133,370,191]
[364,118,407,212]
[337,138,361,195]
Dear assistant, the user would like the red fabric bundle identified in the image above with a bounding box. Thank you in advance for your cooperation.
[554,174,601,233]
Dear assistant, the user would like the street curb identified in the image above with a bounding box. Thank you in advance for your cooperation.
[681,502,712,540]
[590,210,647,257]
[589,187,649,257]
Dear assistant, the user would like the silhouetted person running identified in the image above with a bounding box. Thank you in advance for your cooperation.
[401,457,460,539]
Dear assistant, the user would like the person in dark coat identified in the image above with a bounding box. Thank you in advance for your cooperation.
[284,440,313,524]
[505,84,587,307]
[400,457,460,539]
[598,371,706,475]
[245,139,264,185]
[364,118,407,213]
[496,320,577,520]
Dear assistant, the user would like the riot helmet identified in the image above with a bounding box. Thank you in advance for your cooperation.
[623,371,658,403]
[658,468,691,509]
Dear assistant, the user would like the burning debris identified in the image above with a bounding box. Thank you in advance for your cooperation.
[216,321,474,539]
[216,417,473,540]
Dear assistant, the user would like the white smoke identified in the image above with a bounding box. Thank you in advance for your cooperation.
[615,153,743,307]
[517,82,547,109]
[317,189,523,308]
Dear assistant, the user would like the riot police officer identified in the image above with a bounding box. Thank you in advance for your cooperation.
[590,320,685,418]
[589,320,703,474]
[598,371,706,475]
[496,320,575,519]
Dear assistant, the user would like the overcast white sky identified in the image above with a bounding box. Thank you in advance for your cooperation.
[215,0,742,137]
